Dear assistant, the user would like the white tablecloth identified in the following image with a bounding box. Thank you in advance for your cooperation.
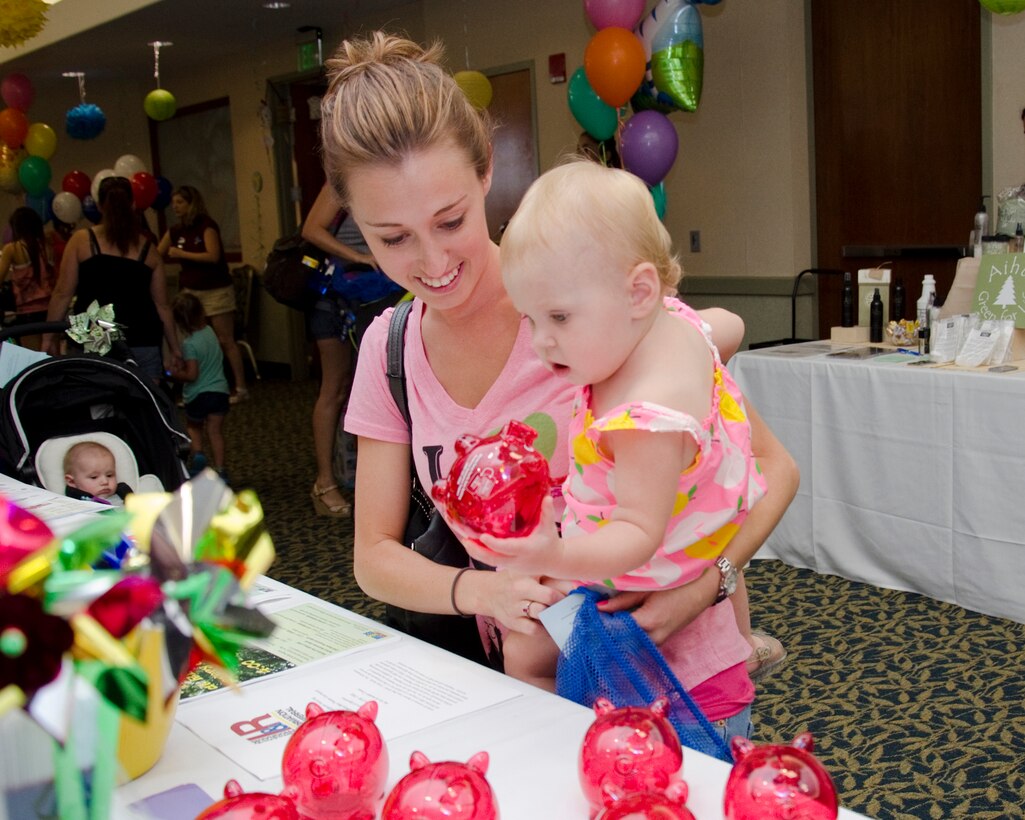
[731,344,1025,624]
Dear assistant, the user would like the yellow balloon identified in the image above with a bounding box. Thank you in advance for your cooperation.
[24,122,56,159]
[454,70,493,109]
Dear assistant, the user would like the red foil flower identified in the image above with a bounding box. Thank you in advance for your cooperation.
[0,593,74,696]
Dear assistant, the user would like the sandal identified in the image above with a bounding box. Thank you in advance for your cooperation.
[311,483,352,518]
[746,629,788,682]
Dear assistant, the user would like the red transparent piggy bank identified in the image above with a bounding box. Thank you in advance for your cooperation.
[380,751,499,819]
[595,783,694,820]
[280,701,388,820]
[195,780,300,819]
[723,732,839,820]
[432,419,551,542]
[580,698,685,819]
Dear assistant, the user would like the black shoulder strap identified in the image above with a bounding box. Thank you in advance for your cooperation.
[87,229,100,256]
[137,240,152,263]
[386,299,414,429]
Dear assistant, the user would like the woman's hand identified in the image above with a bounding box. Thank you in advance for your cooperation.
[462,496,562,575]
[598,568,719,645]
[469,567,565,635]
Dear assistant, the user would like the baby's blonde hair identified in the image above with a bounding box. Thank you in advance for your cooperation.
[320,31,494,208]
[63,441,114,474]
[500,158,681,291]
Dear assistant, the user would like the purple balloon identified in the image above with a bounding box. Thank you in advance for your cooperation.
[620,110,679,187]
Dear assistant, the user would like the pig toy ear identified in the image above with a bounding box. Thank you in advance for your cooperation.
[409,751,431,771]
[357,701,379,721]
[224,780,244,798]
[792,731,815,752]
[649,696,670,717]
[731,736,756,760]
[455,434,480,455]
[594,697,615,715]
[664,780,690,805]
[467,751,490,775]
[305,702,324,720]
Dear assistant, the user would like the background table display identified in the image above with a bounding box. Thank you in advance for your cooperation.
[730,344,1025,625]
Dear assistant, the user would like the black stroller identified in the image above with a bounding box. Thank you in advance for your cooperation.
[0,322,190,493]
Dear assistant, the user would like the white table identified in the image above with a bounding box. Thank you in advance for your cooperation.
[730,343,1025,624]
[111,578,870,819]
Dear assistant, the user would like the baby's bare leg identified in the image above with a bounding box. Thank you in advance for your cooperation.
[503,630,561,692]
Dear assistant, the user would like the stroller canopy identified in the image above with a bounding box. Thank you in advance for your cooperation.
[0,355,190,492]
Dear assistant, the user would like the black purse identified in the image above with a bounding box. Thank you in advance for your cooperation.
[384,300,494,667]
[262,233,326,311]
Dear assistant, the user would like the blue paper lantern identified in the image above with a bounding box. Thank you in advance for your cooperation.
[66,103,106,140]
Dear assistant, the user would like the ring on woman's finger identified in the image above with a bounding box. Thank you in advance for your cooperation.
[522,601,533,618]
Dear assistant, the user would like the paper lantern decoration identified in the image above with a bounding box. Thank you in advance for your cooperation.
[0,107,29,149]
[61,169,91,200]
[144,88,177,121]
[24,122,56,159]
[0,0,49,49]
[585,0,647,31]
[381,751,499,820]
[621,110,679,187]
[431,419,551,543]
[66,103,106,140]
[568,66,619,141]
[580,697,686,817]
[1,72,35,111]
[979,0,1025,12]
[585,27,647,108]
[454,70,493,109]
[280,701,389,820]
[724,733,839,820]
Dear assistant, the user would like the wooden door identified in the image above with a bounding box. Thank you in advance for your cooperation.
[485,66,538,239]
[811,0,981,335]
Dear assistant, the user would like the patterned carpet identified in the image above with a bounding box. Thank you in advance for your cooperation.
[227,377,1025,820]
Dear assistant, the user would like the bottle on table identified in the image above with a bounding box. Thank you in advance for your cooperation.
[917,274,936,354]
[870,288,883,343]
[892,279,905,321]
[841,271,854,327]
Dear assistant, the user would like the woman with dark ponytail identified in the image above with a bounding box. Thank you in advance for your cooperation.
[43,176,181,379]
[0,206,58,349]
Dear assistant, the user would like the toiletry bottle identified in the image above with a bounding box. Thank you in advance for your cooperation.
[917,274,936,354]
[841,271,854,327]
[1016,223,1024,253]
[973,197,989,258]
[870,288,883,342]
[892,279,905,321]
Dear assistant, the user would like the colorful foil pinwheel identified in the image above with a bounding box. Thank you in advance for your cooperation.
[0,469,276,817]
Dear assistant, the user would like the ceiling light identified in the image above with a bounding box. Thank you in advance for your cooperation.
[263,1,291,8]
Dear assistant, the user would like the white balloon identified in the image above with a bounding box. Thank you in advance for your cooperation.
[91,168,115,203]
[52,191,83,224]
[113,153,146,179]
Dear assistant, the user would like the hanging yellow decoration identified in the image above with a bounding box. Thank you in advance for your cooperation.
[454,70,493,110]
[0,0,49,48]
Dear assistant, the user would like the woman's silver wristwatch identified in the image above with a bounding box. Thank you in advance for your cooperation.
[713,555,738,604]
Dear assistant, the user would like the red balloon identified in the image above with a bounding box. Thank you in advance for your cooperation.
[62,169,91,200]
[584,27,646,108]
[131,171,158,211]
[0,108,29,149]
[1,73,35,111]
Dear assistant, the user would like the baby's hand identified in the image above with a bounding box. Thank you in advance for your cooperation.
[472,496,562,574]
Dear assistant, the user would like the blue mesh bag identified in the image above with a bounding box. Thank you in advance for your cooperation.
[556,587,734,763]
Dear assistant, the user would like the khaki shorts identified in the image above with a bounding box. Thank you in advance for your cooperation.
[182,285,235,318]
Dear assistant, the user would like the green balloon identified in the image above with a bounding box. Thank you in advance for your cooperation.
[18,155,51,196]
[144,89,177,121]
[650,182,666,220]
[567,67,618,141]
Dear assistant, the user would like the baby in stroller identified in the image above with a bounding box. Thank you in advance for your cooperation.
[62,439,133,506]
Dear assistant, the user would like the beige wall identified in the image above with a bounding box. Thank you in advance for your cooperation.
[3,2,1025,362]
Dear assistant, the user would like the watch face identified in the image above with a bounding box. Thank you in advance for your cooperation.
[723,572,738,595]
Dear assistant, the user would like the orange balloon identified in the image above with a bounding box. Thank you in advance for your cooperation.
[0,107,28,149]
[584,27,646,108]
